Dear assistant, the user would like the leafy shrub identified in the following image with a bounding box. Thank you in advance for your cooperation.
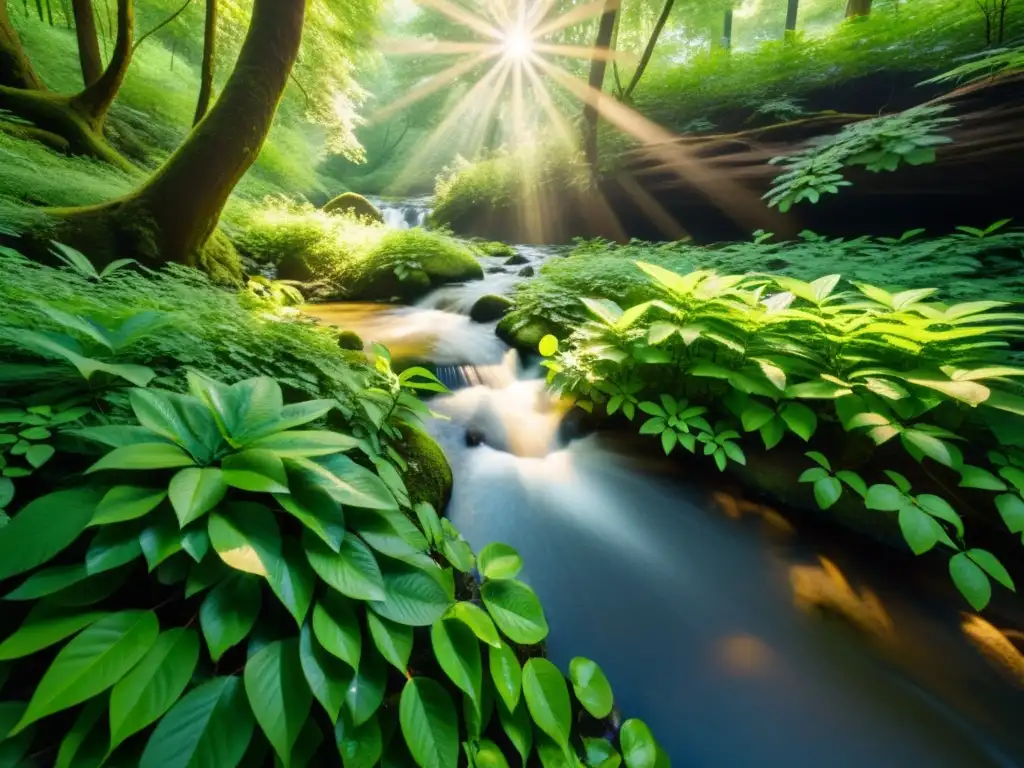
[921,44,1024,85]
[766,105,958,211]
[541,263,1024,611]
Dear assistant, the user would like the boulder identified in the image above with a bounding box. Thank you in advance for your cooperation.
[496,315,560,352]
[470,294,513,323]
[336,330,364,351]
[323,192,385,224]
[517,265,535,277]
[397,427,454,511]
[486,266,509,275]
[473,241,517,259]
[504,253,529,266]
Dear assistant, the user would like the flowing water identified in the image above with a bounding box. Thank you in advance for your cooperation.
[308,208,1024,766]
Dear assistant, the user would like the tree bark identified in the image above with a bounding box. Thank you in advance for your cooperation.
[57,0,306,270]
[845,0,872,17]
[72,0,103,86]
[583,0,619,175]
[1,0,46,89]
[723,8,734,49]
[192,0,216,124]
[69,0,131,129]
[784,0,799,33]
[622,0,674,100]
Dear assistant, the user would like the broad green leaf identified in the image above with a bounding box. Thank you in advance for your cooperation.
[898,505,943,555]
[299,620,349,723]
[346,644,387,726]
[186,554,229,598]
[0,701,35,766]
[247,430,359,458]
[200,573,262,662]
[5,563,89,600]
[244,638,313,765]
[91,485,168,526]
[959,465,1006,491]
[87,443,195,473]
[336,710,382,768]
[128,388,221,461]
[779,402,817,440]
[536,733,575,768]
[49,566,130,607]
[11,610,159,734]
[473,739,512,768]
[916,494,964,537]
[0,486,102,581]
[399,677,459,768]
[441,535,475,573]
[25,443,54,468]
[169,468,228,527]
[481,579,549,644]
[292,455,398,511]
[620,720,658,768]
[181,526,210,563]
[109,628,200,749]
[276,479,346,553]
[489,639,522,712]
[188,374,283,441]
[312,591,362,668]
[864,484,905,512]
[496,695,532,768]
[0,604,106,660]
[366,611,413,672]
[949,552,991,611]
[55,694,106,768]
[446,601,501,648]
[369,557,452,627]
[304,532,385,601]
[836,470,867,497]
[813,476,842,510]
[431,618,483,704]
[139,676,254,768]
[464,676,494,741]
[140,512,184,571]
[568,657,614,718]
[478,542,523,581]
[413,502,444,548]
[266,538,316,625]
[208,503,281,577]
[85,524,143,574]
[902,430,958,468]
[350,506,429,558]
[967,549,1015,591]
[522,658,572,749]
[995,493,1024,533]
[222,450,290,494]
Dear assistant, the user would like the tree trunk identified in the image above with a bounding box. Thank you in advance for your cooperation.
[1,0,46,89]
[192,0,216,124]
[57,0,306,271]
[68,0,131,130]
[583,0,619,175]
[72,0,103,86]
[845,0,872,17]
[784,0,799,33]
[723,8,734,50]
[623,0,674,100]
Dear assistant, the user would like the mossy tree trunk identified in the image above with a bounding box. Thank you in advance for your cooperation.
[0,0,45,89]
[583,0,619,175]
[192,0,216,125]
[0,0,133,167]
[71,0,102,85]
[784,0,799,34]
[54,0,306,271]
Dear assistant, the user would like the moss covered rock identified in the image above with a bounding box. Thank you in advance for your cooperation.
[473,241,517,259]
[323,192,384,223]
[336,329,364,351]
[504,253,529,266]
[470,294,513,323]
[398,427,454,511]
[496,314,561,352]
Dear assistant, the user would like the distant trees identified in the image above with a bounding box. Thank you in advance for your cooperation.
[845,0,873,17]
[583,0,620,173]
[975,0,1011,43]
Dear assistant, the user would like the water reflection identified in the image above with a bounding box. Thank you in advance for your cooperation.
[962,615,1024,688]
[789,555,895,645]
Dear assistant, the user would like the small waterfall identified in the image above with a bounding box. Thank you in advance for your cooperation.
[366,196,431,230]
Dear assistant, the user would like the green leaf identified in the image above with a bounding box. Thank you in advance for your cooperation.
[740,400,775,432]
[370,558,453,627]
[836,470,867,497]
[995,493,1024,533]
[181,526,210,563]
[351,506,429,559]
[0,701,35,767]
[246,430,359,458]
[87,443,195,473]
[54,694,106,768]
[91,485,168,526]
[336,711,382,768]
[496,695,533,768]
[805,451,831,470]
[85,524,143,574]
[489,639,521,713]
[169,468,228,527]
[798,467,828,483]
[569,657,614,719]
[109,628,200,749]
[299,620,349,724]
[446,601,501,648]
[584,738,622,768]
[413,502,444,549]
[140,676,254,768]
[477,542,523,581]
[431,618,483,704]
[949,552,991,611]
[780,402,817,440]
[266,538,316,625]
[25,443,54,468]
[538,335,559,357]
[959,465,1007,491]
[898,505,942,555]
[915,494,964,537]
[0,486,101,581]
[244,638,313,765]
[222,449,290,494]
[208,503,280,576]
[11,610,159,735]
[620,720,658,768]
[304,532,385,601]
[865,484,905,512]
[522,658,572,749]
[5,563,88,600]
[277,465,346,552]
[140,512,184,571]
[312,591,362,668]
[366,611,413,672]
[399,677,459,768]
[967,549,1015,591]
[0,604,106,660]
[481,579,549,644]
[128,388,220,461]
[473,739,512,768]
[292,455,398,511]
[813,476,843,510]
[901,430,959,468]
[200,572,262,662]
[346,644,386,726]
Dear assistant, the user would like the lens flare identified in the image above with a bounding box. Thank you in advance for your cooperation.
[503,26,533,60]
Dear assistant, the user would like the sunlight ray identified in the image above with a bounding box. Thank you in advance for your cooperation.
[378,38,496,55]
[369,51,497,124]
[414,0,503,40]
[533,0,620,38]
[531,42,633,62]
[525,0,560,27]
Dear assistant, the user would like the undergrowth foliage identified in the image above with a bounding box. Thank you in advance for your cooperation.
[541,262,1024,612]
[0,246,665,767]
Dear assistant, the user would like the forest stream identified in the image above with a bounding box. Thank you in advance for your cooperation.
[305,201,1024,767]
